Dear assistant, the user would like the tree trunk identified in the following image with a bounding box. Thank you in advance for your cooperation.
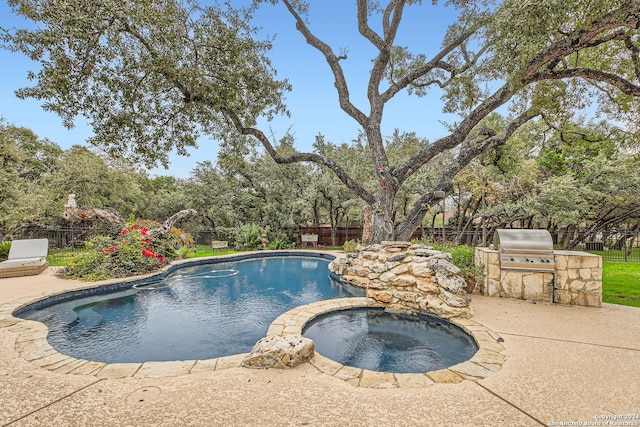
[372,212,395,242]
[361,205,374,244]
[147,209,197,238]
[63,194,197,238]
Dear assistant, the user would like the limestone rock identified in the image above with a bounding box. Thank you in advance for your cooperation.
[382,241,412,250]
[329,241,473,319]
[241,335,314,369]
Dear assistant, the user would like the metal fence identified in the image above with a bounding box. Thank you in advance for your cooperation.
[7,225,640,263]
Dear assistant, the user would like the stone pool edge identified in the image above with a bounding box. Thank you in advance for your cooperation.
[268,297,507,388]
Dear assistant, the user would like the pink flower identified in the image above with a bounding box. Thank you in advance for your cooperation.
[121,229,129,235]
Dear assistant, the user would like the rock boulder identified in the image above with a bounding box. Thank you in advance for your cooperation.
[241,335,315,369]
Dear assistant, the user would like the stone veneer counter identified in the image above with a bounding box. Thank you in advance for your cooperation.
[475,247,602,307]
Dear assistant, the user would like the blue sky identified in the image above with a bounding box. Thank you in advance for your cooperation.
[0,1,458,178]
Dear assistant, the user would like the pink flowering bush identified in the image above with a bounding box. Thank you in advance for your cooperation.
[62,222,176,281]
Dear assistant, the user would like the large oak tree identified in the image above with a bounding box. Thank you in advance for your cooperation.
[3,0,640,242]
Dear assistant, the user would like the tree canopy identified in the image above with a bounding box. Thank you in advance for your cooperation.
[3,0,640,242]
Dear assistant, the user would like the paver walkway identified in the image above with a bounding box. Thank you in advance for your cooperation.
[0,264,638,426]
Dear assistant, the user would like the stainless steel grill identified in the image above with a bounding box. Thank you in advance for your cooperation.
[493,229,555,272]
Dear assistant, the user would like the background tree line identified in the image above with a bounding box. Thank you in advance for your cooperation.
[2,118,638,248]
[4,1,640,244]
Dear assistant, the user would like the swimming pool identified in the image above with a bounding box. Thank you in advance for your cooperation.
[17,255,364,363]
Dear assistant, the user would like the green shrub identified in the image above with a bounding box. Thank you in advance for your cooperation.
[234,224,267,250]
[213,227,236,246]
[268,238,293,250]
[0,241,11,261]
[343,240,358,253]
[62,223,173,281]
[176,245,196,259]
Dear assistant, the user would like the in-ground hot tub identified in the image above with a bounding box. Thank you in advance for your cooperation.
[303,307,478,373]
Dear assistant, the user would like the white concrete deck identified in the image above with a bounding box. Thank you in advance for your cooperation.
[0,261,638,426]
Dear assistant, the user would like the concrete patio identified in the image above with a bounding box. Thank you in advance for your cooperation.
[0,266,638,426]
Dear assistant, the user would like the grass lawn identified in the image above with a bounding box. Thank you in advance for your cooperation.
[45,246,640,308]
[602,262,640,307]
[189,244,241,258]
[585,247,640,261]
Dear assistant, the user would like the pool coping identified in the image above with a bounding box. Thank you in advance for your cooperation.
[1,251,506,388]
[268,297,506,388]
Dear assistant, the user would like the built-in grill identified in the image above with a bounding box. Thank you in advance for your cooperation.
[493,229,555,272]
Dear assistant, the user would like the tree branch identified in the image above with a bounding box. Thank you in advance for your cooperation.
[395,111,537,239]
[382,27,479,102]
[526,67,640,96]
[282,0,368,127]
[522,2,640,82]
[393,83,515,183]
[221,107,376,205]
[147,209,197,238]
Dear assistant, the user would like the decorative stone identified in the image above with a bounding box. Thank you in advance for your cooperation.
[381,241,411,249]
[389,264,409,275]
[413,249,441,257]
[379,271,396,282]
[411,264,434,278]
[361,251,379,260]
[388,253,408,263]
[241,335,314,369]
[439,290,471,308]
[372,292,393,303]
[329,242,473,319]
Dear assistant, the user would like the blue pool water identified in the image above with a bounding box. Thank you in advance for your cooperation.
[18,256,364,363]
[303,308,478,373]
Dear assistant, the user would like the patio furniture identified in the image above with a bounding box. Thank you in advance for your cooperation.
[0,239,49,278]
[300,234,318,249]
[212,240,229,254]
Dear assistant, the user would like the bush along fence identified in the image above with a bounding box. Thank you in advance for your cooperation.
[6,225,640,263]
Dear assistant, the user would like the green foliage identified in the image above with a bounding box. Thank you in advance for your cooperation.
[214,227,238,245]
[3,0,289,168]
[176,245,196,259]
[62,223,173,281]
[4,1,640,245]
[234,224,267,250]
[0,241,11,261]
[268,238,293,250]
[343,240,358,253]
